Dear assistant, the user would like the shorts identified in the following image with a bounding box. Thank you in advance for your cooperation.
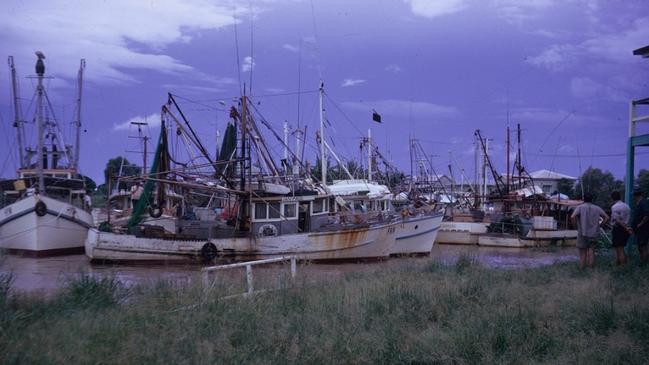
[577,235,598,249]
[611,225,630,247]
[637,230,649,247]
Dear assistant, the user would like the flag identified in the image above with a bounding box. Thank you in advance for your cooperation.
[372,110,382,123]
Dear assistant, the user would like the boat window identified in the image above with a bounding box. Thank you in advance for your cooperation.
[254,203,267,220]
[329,198,336,213]
[312,198,324,213]
[269,202,281,219]
[283,203,297,218]
[353,201,364,212]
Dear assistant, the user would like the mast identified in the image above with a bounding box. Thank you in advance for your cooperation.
[240,95,248,193]
[367,128,372,181]
[506,126,510,194]
[35,52,46,194]
[293,128,302,177]
[517,123,522,190]
[319,80,326,185]
[409,138,414,191]
[283,120,289,162]
[8,56,26,168]
[73,59,85,169]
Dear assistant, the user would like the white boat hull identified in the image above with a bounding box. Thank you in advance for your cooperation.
[0,195,93,255]
[392,213,443,255]
[436,221,489,245]
[86,221,397,263]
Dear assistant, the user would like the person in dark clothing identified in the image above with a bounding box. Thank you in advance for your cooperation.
[632,190,649,263]
[610,191,632,265]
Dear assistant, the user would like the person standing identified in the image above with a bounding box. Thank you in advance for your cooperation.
[130,182,144,209]
[610,191,632,265]
[632,190,649,263]
[571,192,609,269]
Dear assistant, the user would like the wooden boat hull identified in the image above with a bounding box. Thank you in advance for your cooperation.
[0,195,93,255]
[391,212,443,255]
[85,221,398,263]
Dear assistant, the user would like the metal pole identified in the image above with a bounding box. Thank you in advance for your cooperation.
[283,121,289,162]
[506,126,510,194]
[290,256,296,281]
[294,128,301,177]
[367,129,372,181]
[73,59,85,170]
[319,81,327,185]
[36,54,46,194]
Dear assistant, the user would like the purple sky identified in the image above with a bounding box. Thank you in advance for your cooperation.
[1,0,648,184]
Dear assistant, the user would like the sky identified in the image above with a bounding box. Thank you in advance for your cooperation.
[1,0,648,185]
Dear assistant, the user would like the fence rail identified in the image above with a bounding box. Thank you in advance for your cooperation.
[202,256,297,297]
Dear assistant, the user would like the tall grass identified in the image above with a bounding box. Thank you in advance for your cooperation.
[1,258,649,364]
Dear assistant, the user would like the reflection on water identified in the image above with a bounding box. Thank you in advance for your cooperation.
[0,244,578,294]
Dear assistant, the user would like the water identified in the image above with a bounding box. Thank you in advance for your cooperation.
[0,244,578,294]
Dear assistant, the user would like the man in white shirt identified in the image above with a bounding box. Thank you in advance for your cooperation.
[571,192,609,269]
[610,191,632,265]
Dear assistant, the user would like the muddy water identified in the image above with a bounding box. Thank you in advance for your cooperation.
[0,244,578,294]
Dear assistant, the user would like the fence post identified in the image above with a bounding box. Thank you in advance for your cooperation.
[246,264,253,295]
[290,256,296,281]
[203,271,209,288]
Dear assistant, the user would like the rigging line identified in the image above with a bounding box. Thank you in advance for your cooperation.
[528,151,649,158]
[549,135,562,172]
[309,0,323,80]
[533,110,575,161]
[232,4,243,95]
[169,94,227,111]
[250,89,318,98]
[322,92,364,136]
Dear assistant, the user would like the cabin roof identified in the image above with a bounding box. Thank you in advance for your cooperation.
[528,169,576,181]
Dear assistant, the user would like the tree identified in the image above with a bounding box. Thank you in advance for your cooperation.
[103,156,141,189]
[81,175,97,192]
[637,169,649,197]
[556,178,575,198]
[574,167,624,209]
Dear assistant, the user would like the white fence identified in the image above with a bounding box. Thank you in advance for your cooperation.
[202,256,297,297]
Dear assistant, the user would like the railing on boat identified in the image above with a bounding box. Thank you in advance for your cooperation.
[202,256,297,297]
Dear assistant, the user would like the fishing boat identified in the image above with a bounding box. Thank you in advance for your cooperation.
[436,128,578,247]
[86,86,397,263]
[0,54,93,255]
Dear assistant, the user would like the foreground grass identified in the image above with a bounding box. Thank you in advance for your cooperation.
[1,257,649,364]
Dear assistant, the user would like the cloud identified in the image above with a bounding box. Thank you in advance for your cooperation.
[282,43,299,52]
[570,77,627,102]
[0,0,239,84]
[113,113,161,131]
[529,17,649,71]
[404,0,467,18]
[492,0,557,24]
[341,79,366,87]
[385,64,402,73]
[242,56,255,72]
[343,99,458,119]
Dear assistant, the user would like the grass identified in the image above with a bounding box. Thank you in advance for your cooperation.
[1,255,649,364]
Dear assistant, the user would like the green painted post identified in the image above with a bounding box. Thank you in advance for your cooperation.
[626,139,635,252]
